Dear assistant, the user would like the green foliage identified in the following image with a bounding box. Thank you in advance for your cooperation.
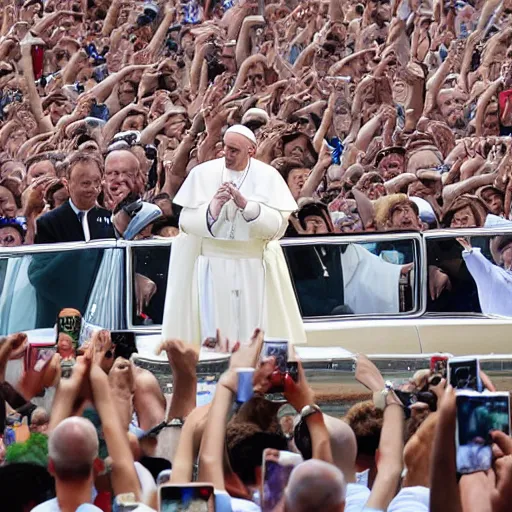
[5,433,49,467]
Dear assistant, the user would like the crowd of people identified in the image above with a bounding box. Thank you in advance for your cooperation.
[1,329,512,512]
[1,0,512,246]
[2,0,512,510]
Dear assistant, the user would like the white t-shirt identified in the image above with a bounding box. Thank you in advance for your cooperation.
[345,482,371,512]
[31,499,102,511]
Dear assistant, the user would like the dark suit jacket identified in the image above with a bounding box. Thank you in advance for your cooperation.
[35,200,115,243]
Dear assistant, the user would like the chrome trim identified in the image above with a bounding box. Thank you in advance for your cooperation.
[423,227,512,239]
[0,239,118,256]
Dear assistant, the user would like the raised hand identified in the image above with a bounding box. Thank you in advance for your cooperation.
[209,183,232,219]
[226,183,248,210]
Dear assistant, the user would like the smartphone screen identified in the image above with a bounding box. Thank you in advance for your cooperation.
[431,355,448,378]
[448,358,481,391]
[261,340,288,373]
[24,343,56,373]
[456,391,510,474]
[110,331,137,360]
[159,484,214,512]
[262,449,303,512]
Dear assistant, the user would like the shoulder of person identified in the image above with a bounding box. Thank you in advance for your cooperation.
[189,158,223,177]
[30,498,60,511]
[37,201,72,223]
[252,158,286,180]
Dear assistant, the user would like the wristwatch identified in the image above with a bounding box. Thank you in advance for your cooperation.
[373,380,394,411]
[166,418,185,428]
[300,404,321,419]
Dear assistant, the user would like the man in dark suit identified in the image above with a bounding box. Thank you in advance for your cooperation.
[35,152,114,243]
[30,152,114,326]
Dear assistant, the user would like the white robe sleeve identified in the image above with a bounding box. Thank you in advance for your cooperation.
[462,248,492,281]
[179,204,214,239]
[244,202,286,240]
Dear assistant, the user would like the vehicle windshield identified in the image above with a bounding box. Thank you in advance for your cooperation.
[426,234,512,317]
[0,247,106,336]
[282,238,418,317]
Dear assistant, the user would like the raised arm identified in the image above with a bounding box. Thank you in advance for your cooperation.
[19,40,54,134]
[89,336,141,499]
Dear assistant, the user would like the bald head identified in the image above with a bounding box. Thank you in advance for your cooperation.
[285,460,346,512]
[223,132,256,171]
[49,417,99,482]
[105,149,140,171]
[324,415,357,483]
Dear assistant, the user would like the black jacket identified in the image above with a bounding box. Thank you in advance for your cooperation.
[35,200,114,243]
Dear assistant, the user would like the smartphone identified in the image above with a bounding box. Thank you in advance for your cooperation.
[431,355,449,378]
[448,357,482,391]
[262,449,303,512]
[158,484,214,512]
[261,340,288,373]
[24,341,56,373]
[110,331,138,360]
[455,390,510,474]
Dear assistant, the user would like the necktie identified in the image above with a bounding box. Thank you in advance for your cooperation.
[77,211,90,242]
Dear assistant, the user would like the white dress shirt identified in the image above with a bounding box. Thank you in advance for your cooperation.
[69,199,92,242]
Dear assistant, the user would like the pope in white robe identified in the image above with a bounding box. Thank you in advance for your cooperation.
[460,237,512,317]
[162,125,306,347]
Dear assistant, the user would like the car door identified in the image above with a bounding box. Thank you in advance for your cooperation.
[280,232,424,355]
[419,227,512,355]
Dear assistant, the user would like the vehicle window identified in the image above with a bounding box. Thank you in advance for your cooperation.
[426,234,512,317]
[283,239,418,318]
[0,248,106,336]
[131,245,171,325]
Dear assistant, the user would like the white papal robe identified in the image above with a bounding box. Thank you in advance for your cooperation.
[162,157,306,347]
[462,248,512,317]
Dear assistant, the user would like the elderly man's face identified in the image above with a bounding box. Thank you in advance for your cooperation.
[0,186,18,218]
[451,206,477,228]
[287,168,310,200]
[104,151,139,207]
[391,203,420,230]
[27,160,57,187]
[378,153,404,180]
[438,89,466,129]
[481,190,503,216]
[223,133,254,171]
[0,226,23,247]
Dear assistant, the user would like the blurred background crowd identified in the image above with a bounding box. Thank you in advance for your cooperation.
[1,0,512,246]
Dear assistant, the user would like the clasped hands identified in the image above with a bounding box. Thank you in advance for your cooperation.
[209,182,248,220]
